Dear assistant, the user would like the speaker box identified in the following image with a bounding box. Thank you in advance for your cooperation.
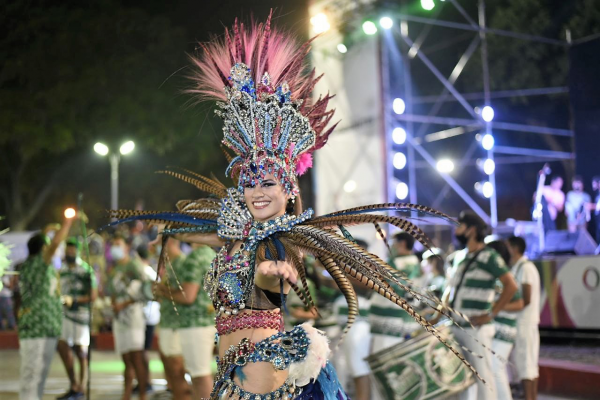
[544,230,598,255]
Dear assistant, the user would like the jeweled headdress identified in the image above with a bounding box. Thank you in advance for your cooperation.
[188,11,337,195]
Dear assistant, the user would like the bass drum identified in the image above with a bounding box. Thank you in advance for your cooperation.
[365,322,473,400]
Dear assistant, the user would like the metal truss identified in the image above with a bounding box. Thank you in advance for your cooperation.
[382,0,574,227]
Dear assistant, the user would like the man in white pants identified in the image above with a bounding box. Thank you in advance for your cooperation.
[155,240,217,400]
[507,236,541,400]
[435,211,518,400]
[18,217,74,399]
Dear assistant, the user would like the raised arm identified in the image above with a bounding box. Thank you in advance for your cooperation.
[43,216,74,265]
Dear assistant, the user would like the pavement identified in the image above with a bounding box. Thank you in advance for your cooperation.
[0,349,578,399]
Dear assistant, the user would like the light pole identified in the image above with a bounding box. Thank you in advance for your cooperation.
[94,141,135,210]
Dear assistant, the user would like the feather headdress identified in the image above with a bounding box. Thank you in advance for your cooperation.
[188,11,337,195]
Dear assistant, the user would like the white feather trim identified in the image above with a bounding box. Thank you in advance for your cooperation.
[288,323,331,387]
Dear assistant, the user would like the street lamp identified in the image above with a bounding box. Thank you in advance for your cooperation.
[94,141,135,210]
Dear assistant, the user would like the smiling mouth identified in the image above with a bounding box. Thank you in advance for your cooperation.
[253,201,271,209]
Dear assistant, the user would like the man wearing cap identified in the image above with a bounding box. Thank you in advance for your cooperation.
[18,216,74,400]
[56,238,98,400]
[437,211,518,400]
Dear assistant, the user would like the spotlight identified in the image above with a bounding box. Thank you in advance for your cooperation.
[379,17,393,30]
[436,159,455,173]
[64,208,76,219]
[362,21,378,35]
[337,43,348,54]
[343,180,357,193]
[393,98,406,115]
[396,182,409,200]
[475,181,494,198]
[421,0,435,11]
[310,13,330,34]
[481,134,495,150]
[392,127,407,145]
[393,152,407,170]
[481,105,495,122]
[483,159,495,175]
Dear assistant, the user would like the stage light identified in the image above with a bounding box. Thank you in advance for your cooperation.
[481,105,495,122]
[337,44,348,54]
[436,159,455,173]
[483,158,495,175]
[362,21,378,35]
[310,13,330,34]
[396,182,409,200]
[119,141,135,155]
[421,0,435,11]
[482,181,493,198]
[94,142,109,156]
[379,17,393,30]
[393,152,407,170]
[393,98,406,114]
[481,133,494,150]
[392,127,407,144]
[64,208,76,219]
[343,180,357,193]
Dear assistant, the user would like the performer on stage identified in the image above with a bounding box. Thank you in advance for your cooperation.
[108,13,481,398]
[565,175,592,233]
[507,236,541,400]
[539,176,565,231]
[593,176,600,243]
[56,238,98,400]
[18,216,74,400]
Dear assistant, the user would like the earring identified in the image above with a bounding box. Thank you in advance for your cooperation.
[290,197,296,204]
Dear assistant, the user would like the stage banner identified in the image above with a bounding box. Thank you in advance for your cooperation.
[536,255,600,329]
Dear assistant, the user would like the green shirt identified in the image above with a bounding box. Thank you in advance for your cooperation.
[447,247,510,326]
[160,246,216,329]
[60,258,98,324]
[18,255,62,339]
[107,259,144,303]
[494,287,522,343]
[369,254,422,337]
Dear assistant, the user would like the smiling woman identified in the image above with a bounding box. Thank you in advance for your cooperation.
[107,10,478,399]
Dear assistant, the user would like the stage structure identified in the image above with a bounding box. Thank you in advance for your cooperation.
[309,0,581,231]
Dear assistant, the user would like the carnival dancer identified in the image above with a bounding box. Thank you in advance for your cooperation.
[107,12,483,398]
[435,211,518,400]
[107,235,148,400]
[18,215,74,400]
[56,238,98,400]
[507,236,541,400]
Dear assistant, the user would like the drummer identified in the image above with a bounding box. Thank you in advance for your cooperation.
[434,211,518,400]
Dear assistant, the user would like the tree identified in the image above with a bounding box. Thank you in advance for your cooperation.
[0,1,223,229]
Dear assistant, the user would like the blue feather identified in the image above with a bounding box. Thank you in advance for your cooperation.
[99,212,217,231]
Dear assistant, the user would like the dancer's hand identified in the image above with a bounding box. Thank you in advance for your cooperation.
[256,260,298,290]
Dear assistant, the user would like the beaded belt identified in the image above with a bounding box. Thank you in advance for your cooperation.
[216,310,284,336]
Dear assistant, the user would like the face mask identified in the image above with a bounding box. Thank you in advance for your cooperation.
[110,245,126,261]
[65,255,77,264]
[455,233,468,246]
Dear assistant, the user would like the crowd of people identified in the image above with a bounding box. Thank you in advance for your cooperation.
[540,175,600,240]
[1,207,543,400]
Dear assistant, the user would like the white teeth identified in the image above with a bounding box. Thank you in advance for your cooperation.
[253,201,270,207]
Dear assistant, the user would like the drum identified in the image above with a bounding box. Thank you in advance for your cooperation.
[366,322,473,400]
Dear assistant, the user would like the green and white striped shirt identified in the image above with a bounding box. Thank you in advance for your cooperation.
[447,247,509,326]
[493,288,522,343]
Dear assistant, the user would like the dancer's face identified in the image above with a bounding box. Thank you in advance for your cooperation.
[244,173,290,222]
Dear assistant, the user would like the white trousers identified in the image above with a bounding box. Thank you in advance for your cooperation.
[19,337,58,400]
[491,339,514,400]
[452,324,497,400]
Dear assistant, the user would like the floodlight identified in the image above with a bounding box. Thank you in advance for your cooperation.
[393,98,406,115]
[119,141,135,155]
[396,182,409,200]
[421,0,435,11]
[380,17,393,30]
[436,159,455,173]
[337,44,348,54]
[343,180,357,193]
[392,127,406,145]
[393,152,407,170]
[94,142,109,156]
[362,21,378,35]
[481,134,494,150]
[481,106,495,122]
[310,13,330,34]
